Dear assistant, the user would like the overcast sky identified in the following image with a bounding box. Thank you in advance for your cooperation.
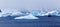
[0,0,60,12]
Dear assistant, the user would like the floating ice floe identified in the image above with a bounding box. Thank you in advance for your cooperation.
[14,13,39,19]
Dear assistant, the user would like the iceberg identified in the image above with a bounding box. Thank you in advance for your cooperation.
[0,9,60,18]
[41,10,60,16]
[14,13,39,19]
[0,13,12,17]
[31,10,40,16]
[14,10,39,19]
[10,9,30,16]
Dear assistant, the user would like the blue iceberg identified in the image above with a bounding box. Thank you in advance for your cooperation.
[32,10,40,16]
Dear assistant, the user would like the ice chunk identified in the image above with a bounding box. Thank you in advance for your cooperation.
[0,13,12,17]
[14,10,39,19]
[0,9,31,17]
[32,10,40,16]
[41,10,60,16]
[20,9,30,15]
[0,13,3,17]
[11,11,23,16]
[14,13,39,19]
[11,9,30,16]
[2,13,12,17]
[51,11,58,15]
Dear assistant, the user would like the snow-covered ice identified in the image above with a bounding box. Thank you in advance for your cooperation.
[14,13,39,19]
[41,10,60,16]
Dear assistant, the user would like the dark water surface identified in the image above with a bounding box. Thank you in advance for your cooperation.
[0,16,60,27]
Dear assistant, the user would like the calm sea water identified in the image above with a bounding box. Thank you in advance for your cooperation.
[0,16,60,27]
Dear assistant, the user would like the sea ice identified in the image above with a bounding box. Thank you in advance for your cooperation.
[14,13,39,19]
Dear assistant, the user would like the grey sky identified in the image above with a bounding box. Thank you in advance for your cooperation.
[0,0,60,12]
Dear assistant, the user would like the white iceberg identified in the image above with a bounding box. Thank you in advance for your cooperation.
[0,13,12,17]
[10,9,30,16]
[14,10,40,19]
[14,13,39,19]
[0,9,60,18]
[0,10,30,17]
[41,10,60,16]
